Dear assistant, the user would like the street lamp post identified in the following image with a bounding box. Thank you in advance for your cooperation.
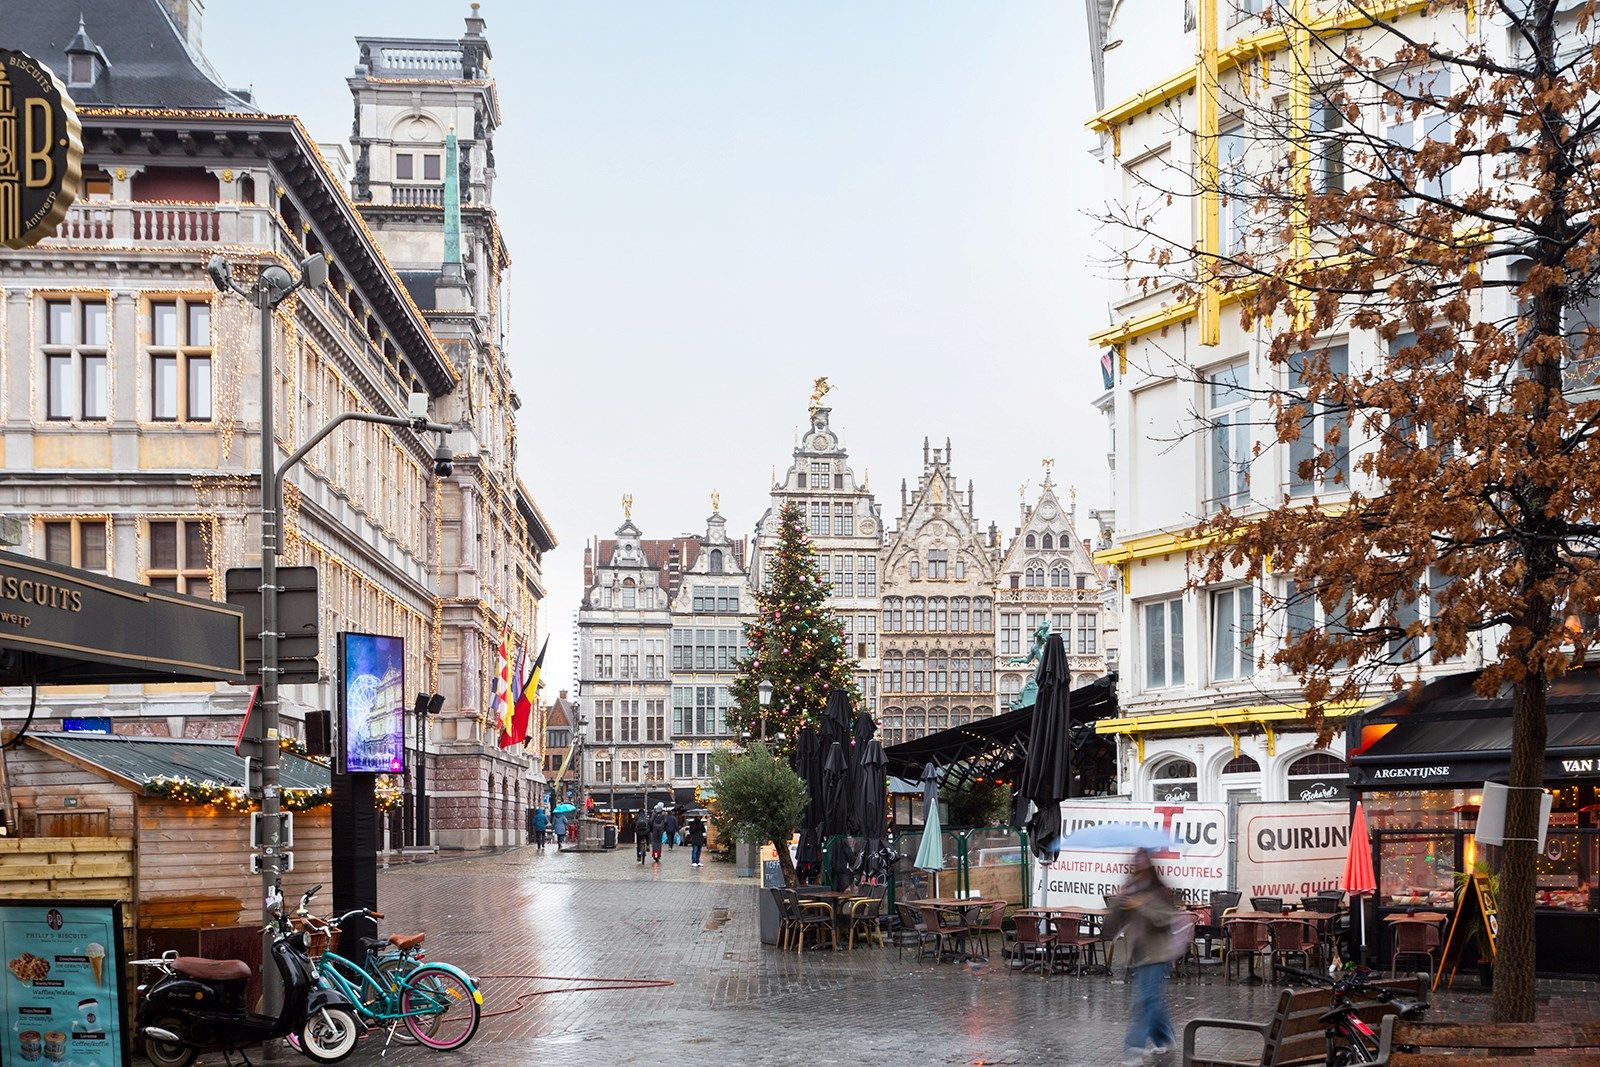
[757,678,774,743]
[208,252,455,1012]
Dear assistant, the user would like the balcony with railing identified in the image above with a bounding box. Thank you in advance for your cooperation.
[365,41,466,79]
[389,184,445,207]
[51,201,274,248]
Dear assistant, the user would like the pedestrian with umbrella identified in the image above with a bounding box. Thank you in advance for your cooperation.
[1018,634,1073,859]
[551,805,569,852]
[1103,849,1181,1065]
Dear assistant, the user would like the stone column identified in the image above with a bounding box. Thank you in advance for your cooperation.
[110,291,139,469]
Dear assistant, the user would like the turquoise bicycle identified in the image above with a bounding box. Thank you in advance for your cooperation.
[293,901,481,1052]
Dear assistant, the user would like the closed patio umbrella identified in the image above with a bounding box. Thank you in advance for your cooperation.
[1018,634,1072,860]
[794,727,825,878]
[847,710,877,835]
[914,780,946,889]
[823,741,849,839]
[1343,802,1377,963]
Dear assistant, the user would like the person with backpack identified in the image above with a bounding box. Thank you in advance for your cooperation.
[664,809,679,851]
[531,807,549,851]
[551,808,568,853]
[1103,849,1180,1065]
[685,816,708,868]
[633,810,651,864]
[648,804,667,864]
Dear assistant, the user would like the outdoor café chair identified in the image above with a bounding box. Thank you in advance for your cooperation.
[894,901,937,962]
[1269,918,1323,975]
[1010,914,1056,977]
[966,900,1007,958]
[1223,918,1271,982]
[1250,896,1285,913]
[846,896,885,951]
[783,889,836,954]
[1195,890,1240,962]
[1302,895,1340,915]
[927,905,969,961]
[1315,889,1346,904]
[1390,920,1441,977]
[1054,912,1103,975]
[772,888,798,950]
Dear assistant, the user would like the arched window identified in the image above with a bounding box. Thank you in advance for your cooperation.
[1049,566,1068,588]
[927,706,949,733]
[883,596,903,632]
[952,706,972,727]
[907,653,926,693]
[621,578,637,609]
[973,653,993,693]
[928,653,949,692]
[1025,566,1045,588]
[883,652,903,693]
[1286,752,1348,800]
[974,597,992,629]
[709,550,724,574]
[906,707,926,737]
[908,597,926,631]
[1222,753,1261,774]
[951,653,971,692]
[1151,758,1199,802]
[929,597,948,631]
[952,597,971,631]
[999,673,1023,703]
[1041,533,1054,549]
[1025,534,1037,549]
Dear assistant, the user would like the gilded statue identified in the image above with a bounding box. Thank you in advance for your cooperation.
[711,490,721,513]
[622,493,633,520]
[808,376,832,416]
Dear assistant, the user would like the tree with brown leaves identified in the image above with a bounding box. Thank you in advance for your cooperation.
[1100,0,1600,1021]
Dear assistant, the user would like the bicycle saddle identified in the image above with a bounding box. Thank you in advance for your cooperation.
[388,933,425,950]
[174,957,251,982]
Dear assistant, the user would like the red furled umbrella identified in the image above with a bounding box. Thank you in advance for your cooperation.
[1343,802,1377,961]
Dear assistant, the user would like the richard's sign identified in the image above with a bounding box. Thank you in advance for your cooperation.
[0,48,82,249]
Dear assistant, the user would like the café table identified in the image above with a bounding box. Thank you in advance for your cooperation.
[914,900,989,962]
[1384,911,1448,925]
[1222,915,1278,983]
[1019,906,1111,974]
[796,887,860,949]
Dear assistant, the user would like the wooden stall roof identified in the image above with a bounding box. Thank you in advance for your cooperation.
[21,734,329,792]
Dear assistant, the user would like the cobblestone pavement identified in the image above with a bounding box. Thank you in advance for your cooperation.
[242,845,1597,1067]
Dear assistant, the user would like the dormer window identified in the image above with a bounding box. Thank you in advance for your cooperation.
[65,17,108,89]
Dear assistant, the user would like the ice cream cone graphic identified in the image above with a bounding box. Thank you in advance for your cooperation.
[84,942,104,985]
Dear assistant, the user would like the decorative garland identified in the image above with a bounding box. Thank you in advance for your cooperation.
[144,774,403,813]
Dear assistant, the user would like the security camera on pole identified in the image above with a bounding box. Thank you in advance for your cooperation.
[208,253,456,1012]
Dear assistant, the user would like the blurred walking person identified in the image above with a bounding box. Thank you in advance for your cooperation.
[1103,849,1180,1065]
[649,803,666,864]
[634,810,651,864]
[686,815,708,868]
[552,808,568,853]
[531,807,549,851]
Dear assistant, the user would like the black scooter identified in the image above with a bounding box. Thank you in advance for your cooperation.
[134,884,361,1067]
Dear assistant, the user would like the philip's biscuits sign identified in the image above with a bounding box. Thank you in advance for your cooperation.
[0,49,81,249]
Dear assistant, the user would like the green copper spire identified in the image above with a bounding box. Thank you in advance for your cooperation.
[443,125,462,268]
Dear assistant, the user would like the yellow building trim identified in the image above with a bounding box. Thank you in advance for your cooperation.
[1087,0,1432,134]
[1093,528,1222,567]
[1096,699,1372,739]
[1196,0,1222,348]
[1088,299,1198,348]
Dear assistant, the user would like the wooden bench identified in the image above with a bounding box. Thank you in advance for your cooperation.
[1182,976,1424,1067]
[1374,1019,1600,1065]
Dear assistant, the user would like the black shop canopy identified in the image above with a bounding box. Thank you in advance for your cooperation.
[0,550,245,685]
[1349,666,1600,789]
[884,673,1119,793]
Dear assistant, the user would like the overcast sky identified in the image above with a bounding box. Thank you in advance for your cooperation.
[201,1,1109,699]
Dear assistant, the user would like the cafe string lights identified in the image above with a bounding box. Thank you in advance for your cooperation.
[144,773,403,813]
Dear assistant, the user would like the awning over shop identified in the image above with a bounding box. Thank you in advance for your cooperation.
[23,733,329,791]
[883,673,1119,792]
[1349,666,1600,788]
[0,550,245,685]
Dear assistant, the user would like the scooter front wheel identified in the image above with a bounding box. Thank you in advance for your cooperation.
[142,1017,196,1067]
[298,1004,361,1063]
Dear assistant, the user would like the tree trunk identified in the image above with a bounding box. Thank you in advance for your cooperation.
[1492,672,1548,1023]
[773,836,799,887]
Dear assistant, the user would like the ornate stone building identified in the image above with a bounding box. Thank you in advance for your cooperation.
[667,503,755,804]
[577,512,689,811]
[0,0,553,851]
[751,397,884,715]
[877,441,1000,745]
[994,472,1115,709]
[346,10,555,848]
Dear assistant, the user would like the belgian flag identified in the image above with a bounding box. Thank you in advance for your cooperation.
[500,636,546,749]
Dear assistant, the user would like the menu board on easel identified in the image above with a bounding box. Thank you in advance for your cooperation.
[0,900,128,1066]
[1434,871,1498,992]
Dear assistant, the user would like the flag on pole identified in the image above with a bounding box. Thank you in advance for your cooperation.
[490,631,512,737]
[501,637,547,749]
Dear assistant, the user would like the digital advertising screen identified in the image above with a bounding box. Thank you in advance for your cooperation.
[0,899,129,1067]
[338,632,405,774]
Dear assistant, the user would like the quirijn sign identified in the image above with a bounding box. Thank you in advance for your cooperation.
[0,48,82,249]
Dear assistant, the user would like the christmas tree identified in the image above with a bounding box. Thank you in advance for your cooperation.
[729,502,859,754]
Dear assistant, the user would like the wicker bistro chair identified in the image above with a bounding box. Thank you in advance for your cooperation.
[894,901,938,962]
[961,900,1007,958]
[771,889,797,950]
[1391,921,1441,976]
[1223,919,1272,982]
[1269,918,1324,975]
[1053,912,1104,975]
[782,889,836,954]
[845,896,885,950]
[1250,896,1285,914]
[926,905,969,960]
[1010,914,1057,977]
[1194,891,1241,963]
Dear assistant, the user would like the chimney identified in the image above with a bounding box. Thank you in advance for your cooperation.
[160,0,205,50]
